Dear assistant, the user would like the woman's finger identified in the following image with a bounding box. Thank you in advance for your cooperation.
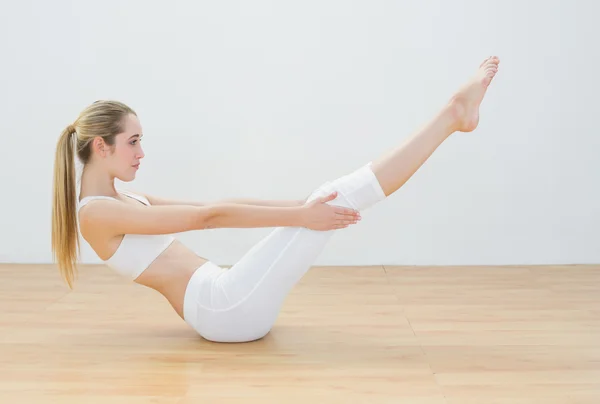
[319,192,337,203]
[338,219,356,225]
[335,207,359,216]
[336,211,360,220]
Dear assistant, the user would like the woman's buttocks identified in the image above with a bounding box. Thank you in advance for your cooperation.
[134,239,209,318]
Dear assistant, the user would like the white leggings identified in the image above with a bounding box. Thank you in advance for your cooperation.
[182,162,387,342]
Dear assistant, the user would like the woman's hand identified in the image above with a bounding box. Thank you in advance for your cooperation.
[300,191,361,231]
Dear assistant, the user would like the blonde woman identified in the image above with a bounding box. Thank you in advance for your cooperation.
[52,56,500,343]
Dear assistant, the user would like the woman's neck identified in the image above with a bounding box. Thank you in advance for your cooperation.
[79,163,118,200]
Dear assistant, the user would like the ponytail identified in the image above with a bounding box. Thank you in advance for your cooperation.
[51,125,78,288]
[51,100,136,287]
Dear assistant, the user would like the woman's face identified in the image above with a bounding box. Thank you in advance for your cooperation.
[105,113,145,182]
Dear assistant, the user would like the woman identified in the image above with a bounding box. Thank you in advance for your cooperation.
[52,56,500,343]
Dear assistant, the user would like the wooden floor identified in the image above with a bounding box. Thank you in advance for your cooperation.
[1,263,599,403]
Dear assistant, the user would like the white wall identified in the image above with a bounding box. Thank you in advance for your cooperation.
[1,0,598,266]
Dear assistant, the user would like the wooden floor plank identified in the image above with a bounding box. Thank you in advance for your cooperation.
[1,263,599,403]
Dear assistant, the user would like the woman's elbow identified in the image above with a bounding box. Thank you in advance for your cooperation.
[197,204,224,230]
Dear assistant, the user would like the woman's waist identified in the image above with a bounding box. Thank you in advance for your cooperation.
[135,239,209,298]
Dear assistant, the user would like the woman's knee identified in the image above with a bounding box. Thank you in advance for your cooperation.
[308,182,357,212]
[315,164,385,211]
[306,181,333,203]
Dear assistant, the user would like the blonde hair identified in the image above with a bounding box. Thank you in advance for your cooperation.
[51,100,136,288]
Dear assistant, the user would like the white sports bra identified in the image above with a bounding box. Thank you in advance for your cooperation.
[77,190,175,281]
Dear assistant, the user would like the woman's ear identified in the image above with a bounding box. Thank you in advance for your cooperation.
[91,136,107,158]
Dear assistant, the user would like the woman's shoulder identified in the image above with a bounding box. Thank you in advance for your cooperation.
[78,195,119,212]
[118,189,151,206]
[77,189,150,211]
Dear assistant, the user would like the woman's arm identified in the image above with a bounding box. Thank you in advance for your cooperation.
[80,192,357,235]
[135,192,304,208]
[208,203,306,228]
[217,198,304,207]
[210,193,359,231]
[79,199,217,236]
[79,198,305,236]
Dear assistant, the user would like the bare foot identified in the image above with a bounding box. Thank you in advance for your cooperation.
[449,56,500,132]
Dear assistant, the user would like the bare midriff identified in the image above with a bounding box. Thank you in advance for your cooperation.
[133,239,210,319]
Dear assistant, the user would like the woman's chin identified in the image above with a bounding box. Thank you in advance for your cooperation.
[117,173,136,182]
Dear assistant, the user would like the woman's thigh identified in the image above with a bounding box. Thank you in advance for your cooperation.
[189,162,386,342]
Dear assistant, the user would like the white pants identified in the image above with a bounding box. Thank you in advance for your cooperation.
[183,162,387,342]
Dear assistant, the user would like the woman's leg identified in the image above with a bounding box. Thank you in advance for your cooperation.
[371,56,500,196]
[186,56,500,343]
[186,163,385,342]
